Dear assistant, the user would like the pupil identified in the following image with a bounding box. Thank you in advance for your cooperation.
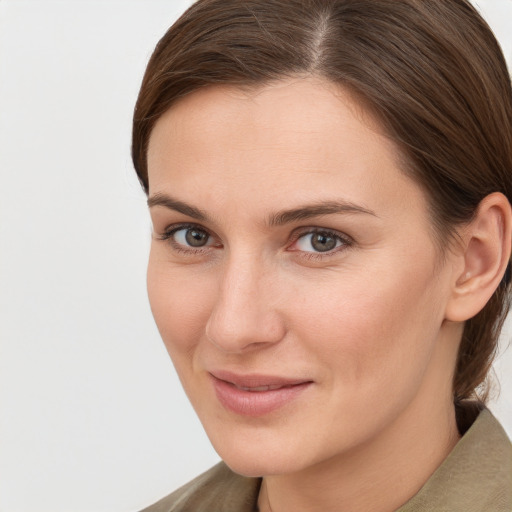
[311,233,336,252]
[185,229,208,247]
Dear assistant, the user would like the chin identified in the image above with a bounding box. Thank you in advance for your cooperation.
[220,450,300,478]
[204,423,321,478]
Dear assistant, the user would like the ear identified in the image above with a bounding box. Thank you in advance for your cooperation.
[445,192,512,322]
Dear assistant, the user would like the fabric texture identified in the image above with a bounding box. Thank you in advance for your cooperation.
[141,407,512,512]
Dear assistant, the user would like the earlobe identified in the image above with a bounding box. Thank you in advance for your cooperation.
[445,192,512,322]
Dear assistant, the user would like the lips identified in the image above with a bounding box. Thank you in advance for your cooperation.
[235,383,291,392]
[209,371,313,417]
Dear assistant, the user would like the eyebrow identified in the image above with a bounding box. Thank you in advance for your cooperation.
[268,201,377,226]
[147,193,376,225]
[148,193,209,221]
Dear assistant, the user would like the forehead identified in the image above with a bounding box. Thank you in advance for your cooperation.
[146,77,429,228]
[149,78,387,154]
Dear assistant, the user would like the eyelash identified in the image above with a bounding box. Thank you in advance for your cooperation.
[157,223,219,255]
[156,223,353,259]
[288,228,353,260]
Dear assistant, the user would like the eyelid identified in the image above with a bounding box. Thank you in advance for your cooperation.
[287,227,353,255]
[156,222,222,251]
[154,223,353,259]
[289,226,353,243]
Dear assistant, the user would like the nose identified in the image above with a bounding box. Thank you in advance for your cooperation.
[205,253,286,353]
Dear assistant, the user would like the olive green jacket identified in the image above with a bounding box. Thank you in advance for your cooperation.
[142,408,512,511]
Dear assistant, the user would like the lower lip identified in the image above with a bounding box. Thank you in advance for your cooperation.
[211,376,312,417]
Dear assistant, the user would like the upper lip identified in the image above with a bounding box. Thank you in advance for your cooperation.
[209,370,312,390]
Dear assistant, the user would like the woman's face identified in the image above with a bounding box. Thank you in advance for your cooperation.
[146,78,459,477]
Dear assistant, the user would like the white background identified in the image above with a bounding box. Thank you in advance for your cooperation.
[0,1,511,511]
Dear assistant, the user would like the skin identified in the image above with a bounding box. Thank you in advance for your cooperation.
[146,77,469,512]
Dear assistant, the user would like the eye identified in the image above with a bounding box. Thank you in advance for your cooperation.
[291,230,349,254]
[173,227,211,248]
[157,224,220,252]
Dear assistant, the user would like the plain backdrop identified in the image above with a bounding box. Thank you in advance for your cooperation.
[0,1,511,511]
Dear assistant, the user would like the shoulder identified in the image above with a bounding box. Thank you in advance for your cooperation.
[398,406,512,512]
[140,462,261,512]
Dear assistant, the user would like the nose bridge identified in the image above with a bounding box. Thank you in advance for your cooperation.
[205,248,285,352]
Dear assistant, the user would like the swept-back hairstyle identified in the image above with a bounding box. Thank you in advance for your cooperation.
[132,0,512,404]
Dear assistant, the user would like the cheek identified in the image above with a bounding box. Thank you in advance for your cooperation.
[146,252,215,359]
[287,259,444,393]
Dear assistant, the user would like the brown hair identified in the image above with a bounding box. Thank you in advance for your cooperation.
[132,0,512,403]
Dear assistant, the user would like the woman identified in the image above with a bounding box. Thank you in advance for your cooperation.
[133,1,512,510]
